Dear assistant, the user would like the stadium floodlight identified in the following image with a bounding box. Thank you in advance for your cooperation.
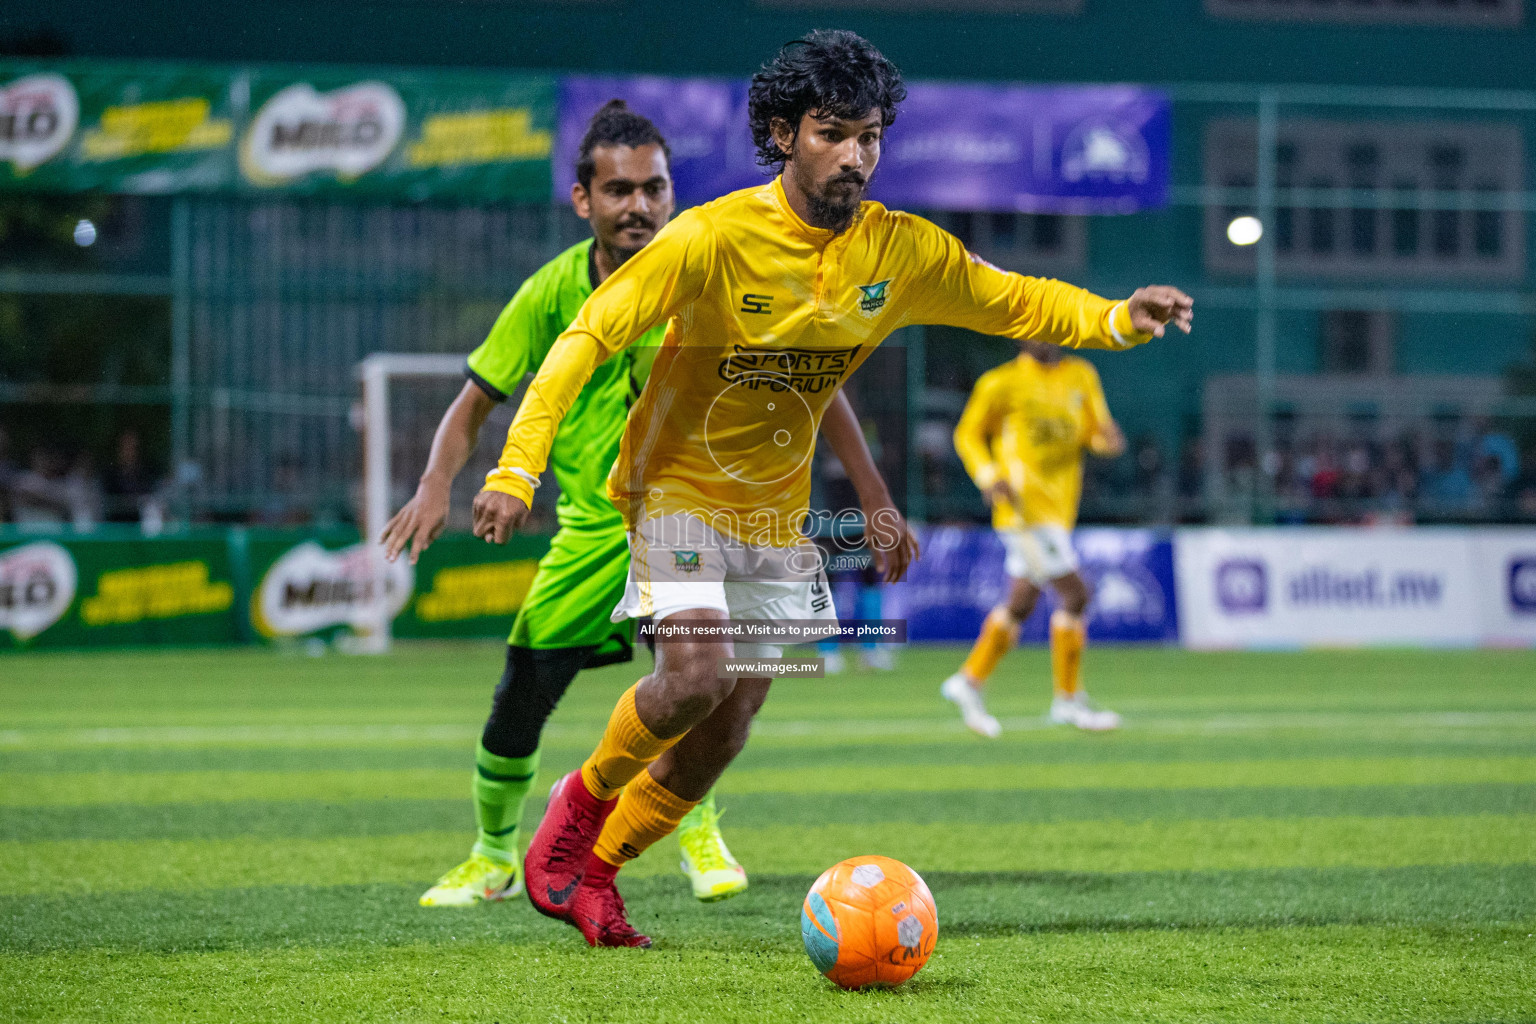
[1226,215,1263,246]
[357,352,469,654]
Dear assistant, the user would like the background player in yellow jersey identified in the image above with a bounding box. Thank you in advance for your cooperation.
[942,339,1128,737]
[471,29,1192,947]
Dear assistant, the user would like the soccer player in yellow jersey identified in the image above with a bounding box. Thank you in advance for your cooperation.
[472,30,1192,947]
[942,339,1127,738]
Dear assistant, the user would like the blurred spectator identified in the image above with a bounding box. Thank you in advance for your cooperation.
[1176,437,1205,507]
[1187,415,1536,523]
[1472,453,1507,513]
[1306,436,1342,500]
[1373,439,1417,516]
[63,453,103,529]
[10,448,73,526]
[1132,434,1164,493]
[1512,442,1536,520]
[103,430,161,526]
[1421,439,1475,509]
[1473,418,1520,485]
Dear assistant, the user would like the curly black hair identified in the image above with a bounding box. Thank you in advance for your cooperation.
[575,99,671,189]
[747,29,906,172]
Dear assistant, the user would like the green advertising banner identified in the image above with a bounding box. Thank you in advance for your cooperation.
[0,528,551,650]
[242,529,550,644]
[0,62,234,193]
[238,69,554,200]
[0,532,238,650]
[0,61,554,202]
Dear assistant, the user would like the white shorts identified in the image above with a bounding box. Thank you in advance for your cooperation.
[611,513,836,659]
[1000,525,1079,584]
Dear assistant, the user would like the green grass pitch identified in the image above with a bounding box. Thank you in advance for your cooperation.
[2,642,1534,1022]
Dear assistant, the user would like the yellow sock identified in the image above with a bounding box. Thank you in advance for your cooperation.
[593,767,699,867]
[579,683,681,801]
[1050,610,1086,698]
[961,606,1019,684]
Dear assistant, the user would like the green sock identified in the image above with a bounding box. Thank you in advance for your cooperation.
[471,742,539,866]
[678,787,717,832]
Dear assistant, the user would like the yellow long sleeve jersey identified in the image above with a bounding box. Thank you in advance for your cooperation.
[953,354,1115,530]
[486,176,1151,547]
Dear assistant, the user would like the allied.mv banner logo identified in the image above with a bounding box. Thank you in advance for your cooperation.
[1509,557,1536,614]
[1215,558,1268,614]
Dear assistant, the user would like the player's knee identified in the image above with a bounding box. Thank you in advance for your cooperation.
[1059,577,1091,616]
[481,645,588,758]
[1005,587,1038,622]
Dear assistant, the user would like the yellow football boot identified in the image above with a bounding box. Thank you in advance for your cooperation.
[677,798,748,902]
[419,852,522,907]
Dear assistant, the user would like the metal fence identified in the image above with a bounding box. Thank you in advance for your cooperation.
[3,82,1535,531]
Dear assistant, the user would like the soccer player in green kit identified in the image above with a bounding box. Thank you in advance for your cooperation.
[381,100,895,907]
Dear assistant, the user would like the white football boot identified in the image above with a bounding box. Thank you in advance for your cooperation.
[1048,693,1122,732]
[940,673,1002,738]
[860,646,896,671]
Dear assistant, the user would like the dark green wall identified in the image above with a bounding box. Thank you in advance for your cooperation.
[6,0,1533,90]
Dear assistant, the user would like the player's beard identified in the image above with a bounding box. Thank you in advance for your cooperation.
[602,214,657,268]
[605,241,644,267]
[800,168,870,233]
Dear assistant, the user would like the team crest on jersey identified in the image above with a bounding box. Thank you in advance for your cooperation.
[674,550,703,574]
[857,279,892,315]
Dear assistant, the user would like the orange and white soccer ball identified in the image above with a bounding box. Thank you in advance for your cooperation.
[800,855,938,989]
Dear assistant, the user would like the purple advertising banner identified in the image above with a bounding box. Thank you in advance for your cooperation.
[556,76,1169,214]
[882,527,1179,644]
[875,84,1170,214]
[556,76,758,209]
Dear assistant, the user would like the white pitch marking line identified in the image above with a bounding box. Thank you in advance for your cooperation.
[1,711,1533,748]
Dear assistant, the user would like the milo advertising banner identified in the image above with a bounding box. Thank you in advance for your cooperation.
[245,530,549,642]
[0,62,234,193]
[0,528,551,649]
[236,69,554,200]
[0,60,556,202]
[0,533,237,649]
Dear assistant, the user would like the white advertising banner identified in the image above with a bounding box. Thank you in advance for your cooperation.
[1470,529,1536,646]
[1175,528,1481,648]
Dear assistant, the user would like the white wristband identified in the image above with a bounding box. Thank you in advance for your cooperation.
[486,467,541,491]
[1108,302,1131,348]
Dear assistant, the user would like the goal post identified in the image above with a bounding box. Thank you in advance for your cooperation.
[357,352,487,654]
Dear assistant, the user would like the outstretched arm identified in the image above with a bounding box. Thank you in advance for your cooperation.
[820,391,919,583]
[905,218,1192,349]
[380,380,496,563]
[473,211,716,543]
